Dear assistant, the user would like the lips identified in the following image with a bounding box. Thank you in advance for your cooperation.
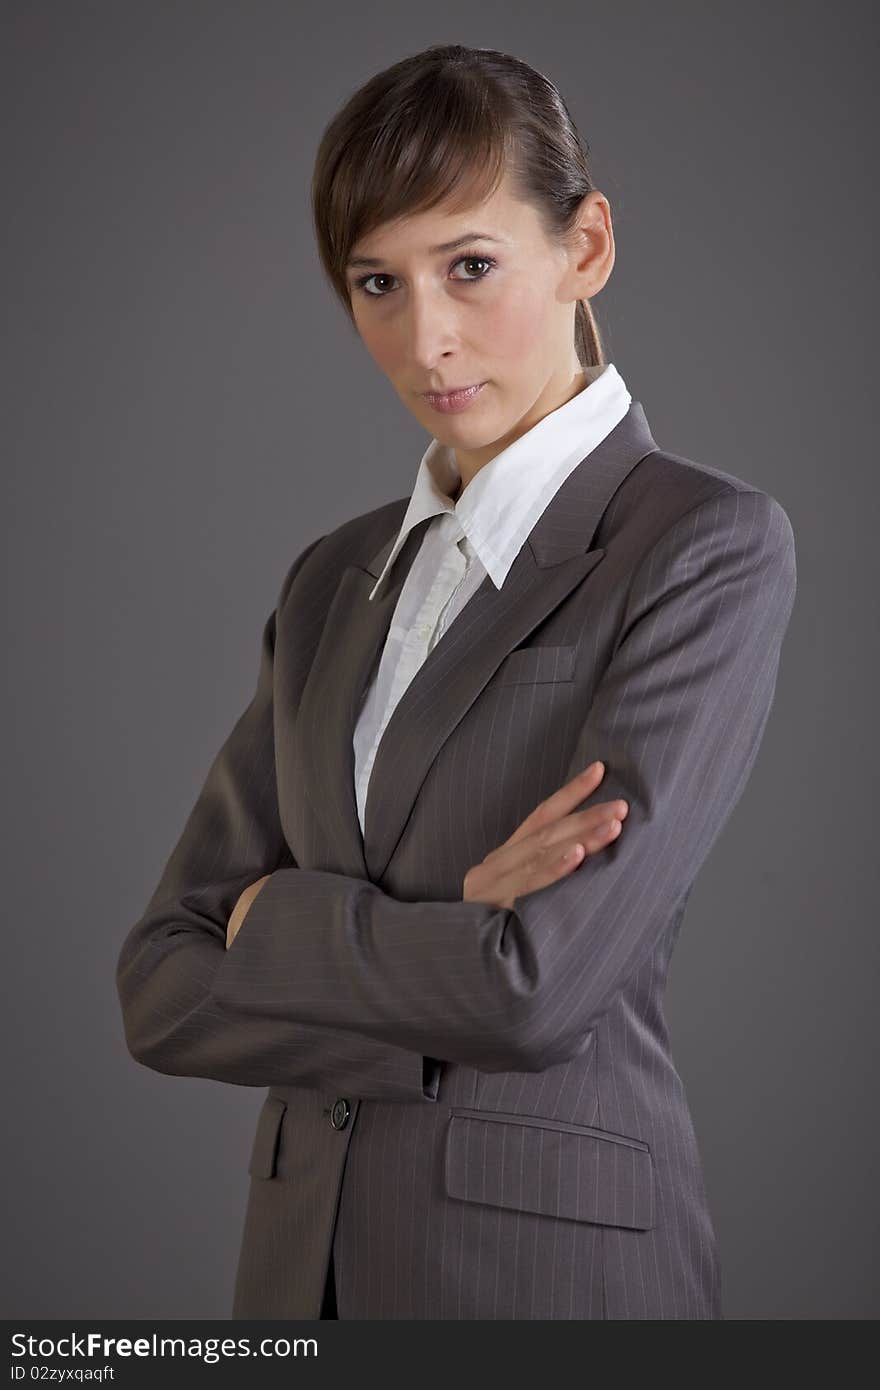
[423,383,482,397]
[421,381,487,413]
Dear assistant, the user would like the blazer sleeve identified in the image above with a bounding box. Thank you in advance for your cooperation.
[200,486,797,1074]
[115,532,443,1101]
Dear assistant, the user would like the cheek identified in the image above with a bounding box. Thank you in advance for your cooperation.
[482,282,556,360]
[357,319,400,374]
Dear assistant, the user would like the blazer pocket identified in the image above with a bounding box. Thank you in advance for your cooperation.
[443,1108,655,1230]
[247,1095,287,1179]
[492,644,576,686]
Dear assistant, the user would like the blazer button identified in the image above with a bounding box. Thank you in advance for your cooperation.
[330,1098,351,1130]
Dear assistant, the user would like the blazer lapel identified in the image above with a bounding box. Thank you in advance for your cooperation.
[295,399,659,885]
[293,522,432,881]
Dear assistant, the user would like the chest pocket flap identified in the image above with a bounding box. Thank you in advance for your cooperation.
[492,644,576,686]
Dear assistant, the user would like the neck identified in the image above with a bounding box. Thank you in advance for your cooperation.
[451,365,589,494]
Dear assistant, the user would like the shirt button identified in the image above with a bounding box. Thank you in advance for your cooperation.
[330,1098,351,1130]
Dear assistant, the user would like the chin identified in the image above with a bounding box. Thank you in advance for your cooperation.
[434,420,495,446]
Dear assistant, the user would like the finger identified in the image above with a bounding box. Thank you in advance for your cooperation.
[535,794,630,843]
[493,816,623,901]
[571,798,629,833]
[504,761,605,847]
[496,842,587,905]
[500,823,622,904]
[518,804,627,863]
[491,798,626,878]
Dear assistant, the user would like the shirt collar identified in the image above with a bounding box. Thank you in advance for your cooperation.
[369,361,632,600]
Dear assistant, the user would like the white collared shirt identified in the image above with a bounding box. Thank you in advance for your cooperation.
[353,361,633,836]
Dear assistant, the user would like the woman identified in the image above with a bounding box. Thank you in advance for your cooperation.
[116,44,797,1320]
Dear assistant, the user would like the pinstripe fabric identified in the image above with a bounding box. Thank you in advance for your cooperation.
[115,400,797,1319]
[354,362,631,837]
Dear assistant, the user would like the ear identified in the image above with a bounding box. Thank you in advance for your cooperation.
[565,190,615,299]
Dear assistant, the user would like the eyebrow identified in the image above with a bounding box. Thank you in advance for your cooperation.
[345,232,505,270]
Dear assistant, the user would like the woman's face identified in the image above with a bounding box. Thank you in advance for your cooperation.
[345,170,614,482]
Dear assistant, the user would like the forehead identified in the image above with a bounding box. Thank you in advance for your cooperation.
[348,174,537,264]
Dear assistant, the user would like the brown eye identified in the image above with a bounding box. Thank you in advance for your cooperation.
[360,273,395,297]
[355,251,497,299]
[451,256,494,281]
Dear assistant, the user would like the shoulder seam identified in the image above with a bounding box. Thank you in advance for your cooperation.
[649,483,784,554]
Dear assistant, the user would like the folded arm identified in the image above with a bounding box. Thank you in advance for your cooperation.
[116,533,442,1100]
[118,487,797,1082]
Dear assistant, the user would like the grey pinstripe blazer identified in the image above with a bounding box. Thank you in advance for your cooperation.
[115,399,797,1319]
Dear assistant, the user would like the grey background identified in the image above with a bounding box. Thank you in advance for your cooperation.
[2,0,877,1320]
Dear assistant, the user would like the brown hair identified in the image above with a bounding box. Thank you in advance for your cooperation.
[310,43,606,370]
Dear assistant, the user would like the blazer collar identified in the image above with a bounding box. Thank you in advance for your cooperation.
[294,399,659,885]
[368,361,632,597]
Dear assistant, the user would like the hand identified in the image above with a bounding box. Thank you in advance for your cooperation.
[462,761,628,910]
[226,874,272,949]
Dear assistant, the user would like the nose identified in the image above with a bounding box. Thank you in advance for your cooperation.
[405,288,459,370]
